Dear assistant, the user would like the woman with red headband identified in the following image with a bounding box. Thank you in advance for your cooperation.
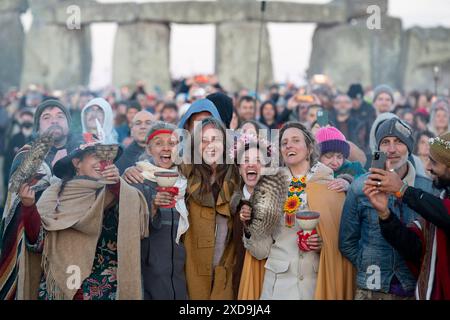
[125,121,189,300]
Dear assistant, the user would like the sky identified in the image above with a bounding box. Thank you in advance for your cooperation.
[21,0,450,90]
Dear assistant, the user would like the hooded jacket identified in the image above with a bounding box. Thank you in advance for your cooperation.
[81,98,118,144]
[178,99,222,130]
[368,113,426,176]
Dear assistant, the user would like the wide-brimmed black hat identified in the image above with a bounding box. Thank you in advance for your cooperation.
[53,143,123,179]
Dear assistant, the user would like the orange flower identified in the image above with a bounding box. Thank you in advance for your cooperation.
[292,177,299,183]
[300,176,306,184]
[284,195,300,213]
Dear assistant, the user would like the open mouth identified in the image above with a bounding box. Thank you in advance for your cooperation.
[160,154,172,164]
[287,151,297,158]
[206,150,216,158]
[246,169,258,182]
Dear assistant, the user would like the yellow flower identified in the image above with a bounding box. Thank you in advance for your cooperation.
[300,176,306,184]
[292,177,299,183]
[284,195,300,213]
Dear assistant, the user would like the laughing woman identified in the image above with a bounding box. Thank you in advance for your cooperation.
[230,134,268,299]
[243,122,355,300]
[18,142,149,300]
[180,117,240,300]
[130,122,189,300]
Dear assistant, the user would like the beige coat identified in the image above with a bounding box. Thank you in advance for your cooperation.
[244,163,341,300]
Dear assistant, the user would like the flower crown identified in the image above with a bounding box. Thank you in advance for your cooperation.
[228,133,276,162]
[429,136,450,149]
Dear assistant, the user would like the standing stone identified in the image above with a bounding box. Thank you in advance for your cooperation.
[21,23,92,90]
[401,27,450,93]
[0,12,25,93]
[0,0,28,13]
[308,16,402,91]
[216,21,273,93]
[113,22,171,92]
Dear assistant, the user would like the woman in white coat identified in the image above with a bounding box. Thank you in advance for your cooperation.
[241,122,354,300]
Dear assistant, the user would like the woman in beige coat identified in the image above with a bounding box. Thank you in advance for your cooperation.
[242,122,355,300]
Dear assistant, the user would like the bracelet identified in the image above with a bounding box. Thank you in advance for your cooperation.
[395,182,408,198]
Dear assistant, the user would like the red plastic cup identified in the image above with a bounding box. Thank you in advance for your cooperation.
[156,186,179,208]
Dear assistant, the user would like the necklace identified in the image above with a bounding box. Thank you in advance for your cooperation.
[284,175,307,227]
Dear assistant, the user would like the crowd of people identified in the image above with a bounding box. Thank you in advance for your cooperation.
[0,75,449,300]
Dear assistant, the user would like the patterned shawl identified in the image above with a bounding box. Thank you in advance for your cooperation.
[0,160,52,300]
[32,178,149,300]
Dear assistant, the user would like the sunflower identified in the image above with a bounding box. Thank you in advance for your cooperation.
[284,195,301,213]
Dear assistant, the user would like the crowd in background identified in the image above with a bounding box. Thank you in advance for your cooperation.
[1,76,448,207]
[0,74,449,301]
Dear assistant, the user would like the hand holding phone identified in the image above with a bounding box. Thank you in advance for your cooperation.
[371,151,387,170]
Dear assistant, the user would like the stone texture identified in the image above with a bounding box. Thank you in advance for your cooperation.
[247,0,346,24]
[51,0,346,25]
[54,1,139,25]
[216,21,273,92]
[401,27,450,92]
[112,22,171,92]
[0,12,25,93]
[21,23,92,90]
[308,16,403,91]
[0,0,28,13]
[333,0,388,20]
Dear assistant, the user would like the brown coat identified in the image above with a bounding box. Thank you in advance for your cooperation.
[182,165,240,300]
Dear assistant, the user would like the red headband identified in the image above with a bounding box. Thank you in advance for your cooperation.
[146,129,173,144]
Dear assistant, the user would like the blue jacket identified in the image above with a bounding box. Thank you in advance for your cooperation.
[339,169,434,293]
[178,99,222,130]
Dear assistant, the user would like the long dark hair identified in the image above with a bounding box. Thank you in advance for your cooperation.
[189,117,233,194]
[259,100,277,125]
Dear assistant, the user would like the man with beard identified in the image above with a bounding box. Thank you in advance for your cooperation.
[339,118,434,300]
[81,98,118,144]
[116,110,155,174]
[364,131,450,300]
[0,99,81,300]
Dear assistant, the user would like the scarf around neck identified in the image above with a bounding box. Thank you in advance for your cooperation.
[136,160,189,244]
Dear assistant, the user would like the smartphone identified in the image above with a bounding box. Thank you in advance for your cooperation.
[316,110,328,127]
[371,151,387,170]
